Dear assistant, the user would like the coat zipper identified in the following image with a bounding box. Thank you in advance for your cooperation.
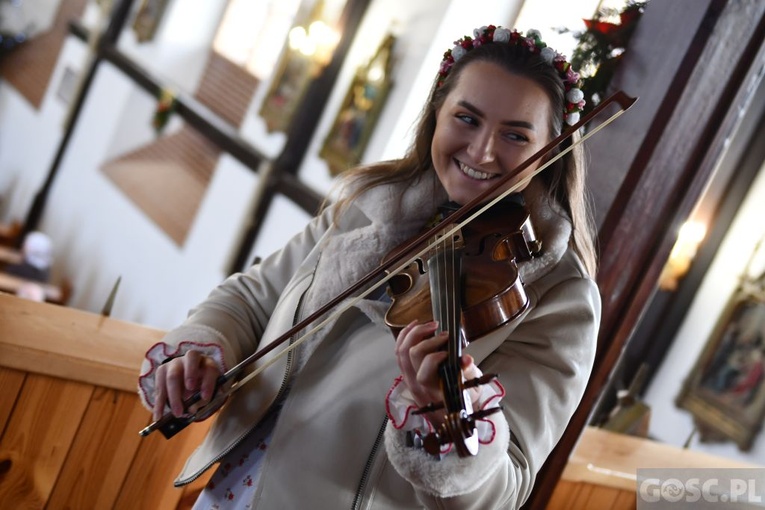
[352,415,388,510]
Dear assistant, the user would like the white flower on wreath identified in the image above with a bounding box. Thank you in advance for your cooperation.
[565,112,580,125]
[492,27,511,43]
[473,26,488,39]
[566,88,584,103]
[540,46,556,64]
[525,29,542,40]
[452,44,467,61]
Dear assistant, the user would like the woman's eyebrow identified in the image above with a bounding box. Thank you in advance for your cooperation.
[457,99,536,130]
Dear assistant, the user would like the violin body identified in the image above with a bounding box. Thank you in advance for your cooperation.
[384,199,540,341]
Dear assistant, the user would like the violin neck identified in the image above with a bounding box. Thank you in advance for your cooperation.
[429,241,466,417]
[428,243,463,351]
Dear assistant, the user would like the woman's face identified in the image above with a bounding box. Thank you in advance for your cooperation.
[431,60,553,205]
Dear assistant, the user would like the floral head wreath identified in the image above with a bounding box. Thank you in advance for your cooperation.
[438,26,585,126]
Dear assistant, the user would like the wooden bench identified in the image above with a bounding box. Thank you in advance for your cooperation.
[0,245,23,265]
[547,427,761,510]
[0,221,21,246]
[0,294,212,509]
[0,273,66,303]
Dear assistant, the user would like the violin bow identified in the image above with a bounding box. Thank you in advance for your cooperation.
[140,90,637,438]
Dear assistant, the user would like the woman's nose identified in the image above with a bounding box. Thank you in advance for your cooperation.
[469,131,496,165]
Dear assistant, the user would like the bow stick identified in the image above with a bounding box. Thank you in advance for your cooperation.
[140,90,637,438]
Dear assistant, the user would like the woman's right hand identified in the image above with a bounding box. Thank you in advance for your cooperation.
[152,350,222,420]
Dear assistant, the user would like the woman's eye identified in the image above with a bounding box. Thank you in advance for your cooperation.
[456,114,477,125]
[504,132,529,142]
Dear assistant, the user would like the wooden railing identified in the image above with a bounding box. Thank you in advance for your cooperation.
[0,293,211,509]
[548,427,761,510]
[3,292,760,509]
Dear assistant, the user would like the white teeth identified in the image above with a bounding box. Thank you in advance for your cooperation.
[458,162,494,180]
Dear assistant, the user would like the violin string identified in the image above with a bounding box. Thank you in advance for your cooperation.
[448,231,458,367]
[181,103,632,414]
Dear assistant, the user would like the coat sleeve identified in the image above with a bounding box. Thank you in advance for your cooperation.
[137,206,336,410]
[384,266,600,510]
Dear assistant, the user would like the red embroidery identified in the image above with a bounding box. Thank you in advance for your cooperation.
[224,488,235,500]
[243,475,253,487]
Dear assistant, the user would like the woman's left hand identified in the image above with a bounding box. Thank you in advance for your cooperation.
[394,320,482,424]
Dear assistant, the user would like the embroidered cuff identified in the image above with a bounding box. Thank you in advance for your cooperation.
[384,373,505,456]
[137,341,227,410]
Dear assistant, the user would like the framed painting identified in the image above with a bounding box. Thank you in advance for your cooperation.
[259,46,316,133]
[259,1,342,134]
[320,33,395,176]
[132,0,171,43]
[676,281,765,450]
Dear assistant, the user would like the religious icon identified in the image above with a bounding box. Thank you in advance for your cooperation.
[132,0,171,43]
[676,278,765,451]
[320,34,395,175]
[259,0,341,133]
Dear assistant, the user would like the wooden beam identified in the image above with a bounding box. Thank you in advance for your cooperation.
[524,0,765,507]
[19,0,136,243]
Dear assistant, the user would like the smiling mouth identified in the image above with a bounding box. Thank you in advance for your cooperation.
[458,161,495,181]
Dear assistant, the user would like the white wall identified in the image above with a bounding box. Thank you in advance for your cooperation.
[240,0,525,264]
[644,161,765,464]
[0,0,523,330]
[0,0,248,329]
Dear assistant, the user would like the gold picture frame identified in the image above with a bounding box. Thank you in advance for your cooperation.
[676,278,765,451]
[259,0,340,134]
[132,0,171,43]
[320,34,395,176]
[259,46,317,133]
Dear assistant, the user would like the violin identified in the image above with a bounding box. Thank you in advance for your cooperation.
[384,198,540,340]
[138,91,636,440]
[383,198,541,456]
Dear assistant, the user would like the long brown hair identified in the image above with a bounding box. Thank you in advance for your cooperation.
[333,38,598,276]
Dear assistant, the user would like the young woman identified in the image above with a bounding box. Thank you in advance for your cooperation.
[138,25,600,509]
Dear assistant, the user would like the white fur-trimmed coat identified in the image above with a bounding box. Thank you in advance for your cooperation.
[138,170,600,509]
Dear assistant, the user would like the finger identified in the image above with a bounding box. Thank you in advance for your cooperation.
[199,362,220,402]
[164,359,187,417]
[459,354,483,407]
[460,354,482,377]
[395,320,437,354]
[408,331,449,367]
[397,324,446,389]
[395,321,434,377]
[411,350,448,406]
[182,350,203,392]
[416,350,448,387]
[153,365,168,421]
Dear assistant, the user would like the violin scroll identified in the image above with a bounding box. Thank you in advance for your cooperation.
[412,372,502,457]
[421,406,503,457]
